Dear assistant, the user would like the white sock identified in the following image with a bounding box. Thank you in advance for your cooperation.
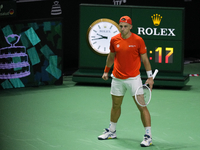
[109,121,117,132]
[145,127,152,137]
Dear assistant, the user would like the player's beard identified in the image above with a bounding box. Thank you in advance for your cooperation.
[121,30,131,38]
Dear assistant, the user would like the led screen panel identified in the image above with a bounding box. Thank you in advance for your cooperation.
[0,18,63,89]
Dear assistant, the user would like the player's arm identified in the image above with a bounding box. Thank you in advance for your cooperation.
[106,52,115,67]
[102,52,115,80]
[141,53,154,90]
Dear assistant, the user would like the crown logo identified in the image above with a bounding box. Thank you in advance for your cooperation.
[151,14,162,26]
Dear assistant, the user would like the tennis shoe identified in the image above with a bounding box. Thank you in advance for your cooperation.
[140,134,152,147]
[98,128,117,140]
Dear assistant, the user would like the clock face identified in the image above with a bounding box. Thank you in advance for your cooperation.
[87,19,120,55]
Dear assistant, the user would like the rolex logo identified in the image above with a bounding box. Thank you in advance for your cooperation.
[151,14,162,26]
[138,13,175,36]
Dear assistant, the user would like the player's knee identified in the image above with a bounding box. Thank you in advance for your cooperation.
[138,106,148,112]
[112,102,121,110]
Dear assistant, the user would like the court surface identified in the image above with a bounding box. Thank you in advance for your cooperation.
[0,63,200,150]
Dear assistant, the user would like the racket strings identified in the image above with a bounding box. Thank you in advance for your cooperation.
[135,85,151,106]
[143,86,150,103]
[135,69,158,107]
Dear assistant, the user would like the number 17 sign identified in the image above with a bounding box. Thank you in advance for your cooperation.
[143,40,183,72]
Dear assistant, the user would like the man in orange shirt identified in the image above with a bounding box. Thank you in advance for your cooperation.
[98,16,154,147]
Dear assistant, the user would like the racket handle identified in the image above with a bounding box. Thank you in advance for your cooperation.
[152,69,159,79]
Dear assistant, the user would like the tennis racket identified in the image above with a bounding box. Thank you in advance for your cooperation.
[135,69,159,107]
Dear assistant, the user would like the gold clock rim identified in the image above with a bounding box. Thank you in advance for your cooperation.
[87,18,120,56]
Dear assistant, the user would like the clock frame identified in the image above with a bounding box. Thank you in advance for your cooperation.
[87,18,120,56]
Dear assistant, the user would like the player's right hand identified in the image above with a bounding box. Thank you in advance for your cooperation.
[102,73,109,80]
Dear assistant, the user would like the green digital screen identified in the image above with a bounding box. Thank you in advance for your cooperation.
[130,7,184,73]
[142,40,183,72]
[78,4,184,74]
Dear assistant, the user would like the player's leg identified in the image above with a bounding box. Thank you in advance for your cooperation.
[125,75,151,128]
[126,75,152,146]
[133,96,152,147]
[110,78,126,132]
[98,95,123,140]
[133,97,151,127]
[110,95,124,123]
[98,78,125,140]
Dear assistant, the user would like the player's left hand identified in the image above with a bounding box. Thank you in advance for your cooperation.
[145,78,154,91]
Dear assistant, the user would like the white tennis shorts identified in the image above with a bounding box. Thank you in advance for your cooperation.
[110,74,143,96]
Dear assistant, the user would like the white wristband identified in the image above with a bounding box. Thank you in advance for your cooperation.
[146,70,153,78]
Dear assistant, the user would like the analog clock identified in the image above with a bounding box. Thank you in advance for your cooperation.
[87,18,120,56]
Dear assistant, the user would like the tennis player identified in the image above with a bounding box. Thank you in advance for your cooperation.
[98,16,154,147]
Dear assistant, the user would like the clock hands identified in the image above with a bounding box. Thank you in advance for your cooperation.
[97,33,108,39]
[92,37,107,40]
[92,33,108,40]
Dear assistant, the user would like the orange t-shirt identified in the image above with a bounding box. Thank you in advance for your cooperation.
[110,33,147,79]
